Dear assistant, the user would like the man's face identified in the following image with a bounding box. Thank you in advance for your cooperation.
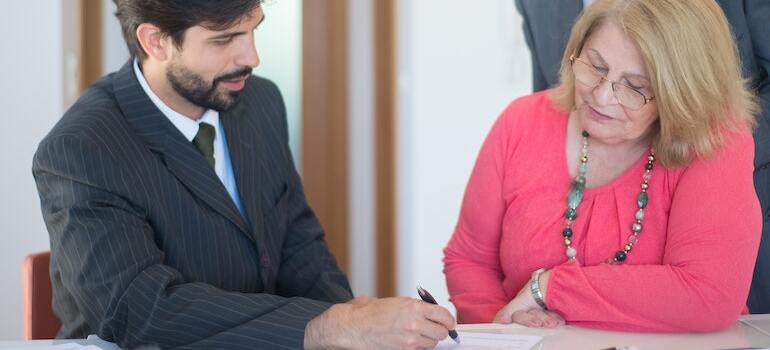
[165,6,264,111]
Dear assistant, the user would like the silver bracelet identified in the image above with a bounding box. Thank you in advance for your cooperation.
[530,268,548,310]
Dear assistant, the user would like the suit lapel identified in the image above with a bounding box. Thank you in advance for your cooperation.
[221,102,265,246]
[112,60,253,241]
[222,93,278,291]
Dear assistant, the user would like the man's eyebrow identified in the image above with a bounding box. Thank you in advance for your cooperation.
[207,14,266,40]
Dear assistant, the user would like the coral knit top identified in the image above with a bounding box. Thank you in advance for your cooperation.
[443,91,762,332]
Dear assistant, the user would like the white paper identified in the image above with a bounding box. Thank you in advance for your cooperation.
[10,344,104,350]
[432,331,542,350]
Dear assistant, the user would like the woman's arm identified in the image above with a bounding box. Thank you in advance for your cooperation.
[444,105,519,324]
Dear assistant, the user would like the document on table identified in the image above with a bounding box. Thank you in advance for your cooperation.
[432,331,542,350]
[19,344,104,350]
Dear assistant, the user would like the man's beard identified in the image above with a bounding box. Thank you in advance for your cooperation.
[166,60,253,112]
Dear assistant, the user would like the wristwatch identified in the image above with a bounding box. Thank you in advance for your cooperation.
[530,268,548,310]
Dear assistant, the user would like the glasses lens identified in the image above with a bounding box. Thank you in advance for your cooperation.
[573,60,601,88]
[614,84,646,110]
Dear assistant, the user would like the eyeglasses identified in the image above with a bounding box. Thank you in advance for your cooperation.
[569,54,654,110]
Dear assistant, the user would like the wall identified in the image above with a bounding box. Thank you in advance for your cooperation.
[0,1,76,340]
[348,0,376,297]
[102,0,130,75]
[395,0,533,311]
[254,0,303,166]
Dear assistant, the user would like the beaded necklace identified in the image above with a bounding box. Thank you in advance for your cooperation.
[562,131,655,264]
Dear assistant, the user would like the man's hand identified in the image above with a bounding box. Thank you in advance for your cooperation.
[304,296,456,350]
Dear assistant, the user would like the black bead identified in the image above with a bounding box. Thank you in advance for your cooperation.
[566,208,577,220]
[645,163,653,170]
[615,250,627,262]
[582,130,590,138]
[563,228,573,237]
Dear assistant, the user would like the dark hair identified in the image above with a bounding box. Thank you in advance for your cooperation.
[113,0,263,62]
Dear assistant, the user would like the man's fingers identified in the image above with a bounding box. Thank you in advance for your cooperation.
[416,318,450,342]
[401,333,439,350]
[423,304,456,330]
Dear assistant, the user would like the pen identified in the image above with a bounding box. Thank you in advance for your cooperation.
[416,286,461,344]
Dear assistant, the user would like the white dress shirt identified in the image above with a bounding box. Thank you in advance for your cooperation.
[133,60,245,215]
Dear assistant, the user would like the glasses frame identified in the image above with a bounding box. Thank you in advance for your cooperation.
[569,54,655,110]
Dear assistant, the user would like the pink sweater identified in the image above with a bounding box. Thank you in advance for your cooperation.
[443,91,762,332]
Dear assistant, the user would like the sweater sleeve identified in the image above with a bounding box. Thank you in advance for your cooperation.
[546,131,762,332]
[443,102,521,323]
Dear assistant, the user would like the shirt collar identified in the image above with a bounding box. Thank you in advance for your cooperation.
[133,59,220,142]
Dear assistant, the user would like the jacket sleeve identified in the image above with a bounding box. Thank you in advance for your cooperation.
[274,143,354,304]
[515,0,550,92]
[33,134,334,350]
[744,0,770,314]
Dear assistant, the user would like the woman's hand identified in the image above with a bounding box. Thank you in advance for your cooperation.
[493,270,565,328]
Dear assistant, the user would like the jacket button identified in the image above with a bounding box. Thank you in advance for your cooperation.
[261,255,271,268]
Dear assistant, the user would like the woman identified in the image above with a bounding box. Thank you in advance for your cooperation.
[443,0,761,332]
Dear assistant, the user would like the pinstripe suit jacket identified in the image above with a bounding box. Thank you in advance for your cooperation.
[515,0,770,314]
[33,60,353,349]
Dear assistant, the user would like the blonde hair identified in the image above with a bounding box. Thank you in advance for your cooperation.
[550,0,757,167]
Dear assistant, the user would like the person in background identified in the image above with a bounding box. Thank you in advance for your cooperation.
[515,0,770,314]
[444,0,761,331]
[33,0,455,349]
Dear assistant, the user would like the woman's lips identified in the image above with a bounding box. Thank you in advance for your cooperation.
[588,105,613,121]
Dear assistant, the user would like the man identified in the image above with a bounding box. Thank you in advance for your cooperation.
[514,0,770,313]
[33,1,455,349]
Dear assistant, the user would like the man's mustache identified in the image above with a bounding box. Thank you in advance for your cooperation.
[214,67,254,84]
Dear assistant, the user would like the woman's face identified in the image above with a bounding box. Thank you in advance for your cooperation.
[574,21,658,145]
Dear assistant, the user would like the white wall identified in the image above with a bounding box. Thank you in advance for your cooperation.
[253,0,303,165]
[0,1,77,340]
[348,0,376,297]
[102,0,130,75]
[395,0,533,312]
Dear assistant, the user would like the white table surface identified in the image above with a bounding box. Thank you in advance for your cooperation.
[1,315,769,349]
[458,314,770,350]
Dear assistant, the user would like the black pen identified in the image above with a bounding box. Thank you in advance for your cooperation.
[416,286,460,344]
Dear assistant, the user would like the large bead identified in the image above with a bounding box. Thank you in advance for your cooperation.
[635,209,645,221]
[563,228,573,237]
[566,246,577,259]
[568,189,583,209]
[628,234,638,244]
[632,223,643,233]
[566,208,577,220]
[579,163,588,175]
[615,250,627,262]
[637,192,649,209]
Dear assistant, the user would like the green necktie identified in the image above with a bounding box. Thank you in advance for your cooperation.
[192,122,216,168]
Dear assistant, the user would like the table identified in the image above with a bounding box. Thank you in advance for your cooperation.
[1,315,768,349]
[459,314,770,350]
[0,335,121,349]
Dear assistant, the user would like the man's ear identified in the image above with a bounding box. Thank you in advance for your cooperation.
[136,23,173,62]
